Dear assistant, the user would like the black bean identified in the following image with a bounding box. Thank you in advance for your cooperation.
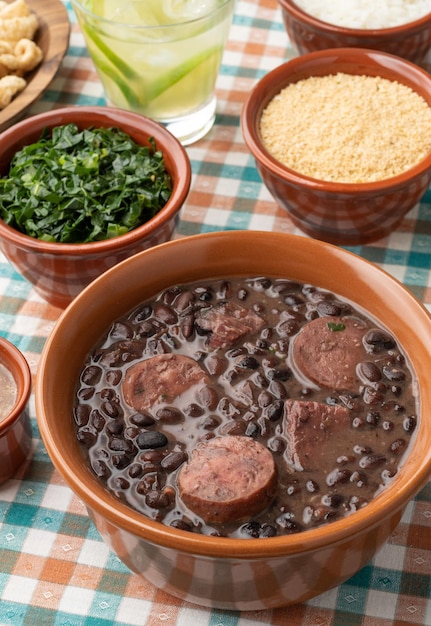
[277,319,299,337]
[161,450,187,472]
[153,302,178,325]
[112,454,131,470]
[359,454,386,469]
[357,361,381,383]
[316,301,342,316]
[306,480,320,493]
[106,419,123,435]
[245,422,259,438]
[354,444,373,455]
[258,391,273,408]
[77,387,94,401]
[170,519,193,532]
[382,366,406,382]
[90,410,106,432]
[124,426,140,439]
[276,514,302,533]
[137,431,168,449]
[128,463,143,478]
[180,314,195,339]
[130,413,155,427]
[321,493,344,508]
[198,386,219,410]
[101,401,121,419]
[350,470,368,488]
[284,294,304,306]
[260,524,277,538]
[382,420,394,432]
[130,304,152,323]
[364,329,396,350]
[111,476,130,490]
[145,490,173,510]
[365,411,380,426]
[240,521,261,538]
[109,438,136,454]
[109,321,133,340]
[74,405,90,427]
[237,288,248,301]
[326,468,352,487]
[106,369,122,386]
[174,290,195,312]
[76,429,96,448]
[81,365,102,386]
[155,407,183,424]
[389,438,407,455]
[237,356,260,370]
[267,368,291,382]
[266,399,284,421]
[403,415,417,433]
[184,403,204,418]
[92,459,110,479]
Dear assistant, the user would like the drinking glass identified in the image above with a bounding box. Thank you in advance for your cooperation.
[72,0,235,145]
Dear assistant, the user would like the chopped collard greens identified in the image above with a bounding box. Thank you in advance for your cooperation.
[0,124,173,243]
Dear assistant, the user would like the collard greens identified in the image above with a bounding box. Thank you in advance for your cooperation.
[0,124,173,243]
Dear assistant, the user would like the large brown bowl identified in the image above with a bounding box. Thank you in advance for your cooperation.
[278,0,431,65]
[0,337,32,485]
[35,230,431,610]
[0,106,191,309]
[241,48,431,245]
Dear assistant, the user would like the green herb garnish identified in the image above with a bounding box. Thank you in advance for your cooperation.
[0,124,172,243]
[327,322,346,332]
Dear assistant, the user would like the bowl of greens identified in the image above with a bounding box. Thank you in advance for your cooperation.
[0,106,191,308]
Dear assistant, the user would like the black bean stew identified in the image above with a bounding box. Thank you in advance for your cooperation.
[74,277,418,538]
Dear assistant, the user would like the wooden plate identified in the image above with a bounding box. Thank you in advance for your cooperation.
[0,0,70,132]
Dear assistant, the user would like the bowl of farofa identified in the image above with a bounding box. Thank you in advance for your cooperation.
[277,0,431,66]
[35,230,431,610]
[0,105,191,308]
[241,48,431,245]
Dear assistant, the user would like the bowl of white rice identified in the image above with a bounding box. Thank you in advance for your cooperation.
[241,47,431,245]
[278,0,431,66]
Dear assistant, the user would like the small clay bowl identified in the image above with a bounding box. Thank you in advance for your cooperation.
[241,48,431,245]
[278,0,431,66]
[0,337,32,485]
[0,106,191,309]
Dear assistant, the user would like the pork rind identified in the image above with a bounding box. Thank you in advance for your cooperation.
[0,0,43,109]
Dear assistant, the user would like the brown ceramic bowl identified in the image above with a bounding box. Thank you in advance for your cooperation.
[241,48,431,245]
[0,106,191,309]
[278,0,431,65]
[35,230,431,610]
[0,338,32,485]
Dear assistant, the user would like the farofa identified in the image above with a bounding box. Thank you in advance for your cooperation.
[260,73,431,183]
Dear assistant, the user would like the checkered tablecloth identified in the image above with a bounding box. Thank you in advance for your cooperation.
[1,1,431,624]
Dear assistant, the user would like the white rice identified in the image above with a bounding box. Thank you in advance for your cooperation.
[294,0,431,29]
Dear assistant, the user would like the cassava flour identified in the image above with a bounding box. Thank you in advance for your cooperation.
[259,73,431,183]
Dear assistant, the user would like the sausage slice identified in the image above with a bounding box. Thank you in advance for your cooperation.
[178,435,277,524]
[291,316,368,391]
[122,353,209,414]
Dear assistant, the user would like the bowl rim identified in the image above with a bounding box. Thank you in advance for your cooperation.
[0,106,191,254]
[0,337,31,434]
[35,230,431,560]
[278,0,431,36]
[241,47,431,192]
